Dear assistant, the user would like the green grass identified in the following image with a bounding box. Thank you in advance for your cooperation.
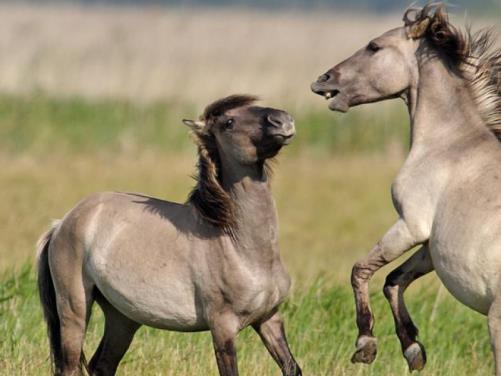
[0,264,492,375]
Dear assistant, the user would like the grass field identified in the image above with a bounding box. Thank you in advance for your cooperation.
[0,94,493,375]
[0,265,493,375]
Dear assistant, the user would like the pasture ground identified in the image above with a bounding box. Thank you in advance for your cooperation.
[0,95,493,375]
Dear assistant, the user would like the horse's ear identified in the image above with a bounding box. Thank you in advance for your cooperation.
[182,119,206,133]
[407,17,430,39]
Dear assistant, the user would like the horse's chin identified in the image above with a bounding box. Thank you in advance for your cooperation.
[327,97,350,113]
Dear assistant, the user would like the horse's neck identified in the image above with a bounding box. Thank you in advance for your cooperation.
[221,162,279,259]
[408,57,495,152]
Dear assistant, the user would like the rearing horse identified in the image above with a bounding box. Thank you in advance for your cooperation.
[37,95,301,376]
[312,4,501,374]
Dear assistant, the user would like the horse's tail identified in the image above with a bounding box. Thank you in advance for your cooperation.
[37,220,64,375]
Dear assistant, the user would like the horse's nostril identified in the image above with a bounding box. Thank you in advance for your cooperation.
[318,73,331,83]
[267,115,283,128]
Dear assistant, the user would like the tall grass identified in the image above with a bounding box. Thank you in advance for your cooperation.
[0,94,409,156]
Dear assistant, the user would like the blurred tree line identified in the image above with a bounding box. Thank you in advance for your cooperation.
[6,0,501,13]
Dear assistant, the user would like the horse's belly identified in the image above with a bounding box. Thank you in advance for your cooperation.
[105,281,207,332]
[430,239,500,315]
[87,260,208,332]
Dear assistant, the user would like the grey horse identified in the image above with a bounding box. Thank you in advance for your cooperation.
[312,3,501,374]
[37,95,301,376]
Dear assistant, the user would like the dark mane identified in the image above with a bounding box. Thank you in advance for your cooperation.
[404,3,501,139]
[187,95,259,234]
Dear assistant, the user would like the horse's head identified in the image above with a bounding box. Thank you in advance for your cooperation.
[183,95,295,165]
[311,4,460,112]
[184,95,295,231]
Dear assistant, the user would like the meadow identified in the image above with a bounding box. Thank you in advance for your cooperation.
[0,94,492,375]
[0,3,499,375]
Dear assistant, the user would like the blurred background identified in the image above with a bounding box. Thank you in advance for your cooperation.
[0,0,499,109]
[1,1,500,375]
[1,0,499,272]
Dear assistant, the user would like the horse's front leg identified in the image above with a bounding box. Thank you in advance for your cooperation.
[383,245,434,371]
[252,311,302,376]
[210,312,240,376]
[488,299,501,376]
[351,219,426,364]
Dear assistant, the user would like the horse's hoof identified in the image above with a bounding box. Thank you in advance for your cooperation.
[351,335,377,364]
[404,342,427,372]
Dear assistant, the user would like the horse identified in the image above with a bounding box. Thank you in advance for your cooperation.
[37,94,302,376]
[311,3,501,373]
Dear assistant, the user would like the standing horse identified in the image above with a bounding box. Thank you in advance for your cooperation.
[312,4,501,373]
[37,95,302,376]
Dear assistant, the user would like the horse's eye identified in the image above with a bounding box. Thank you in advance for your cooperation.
[224,119,234,130]
[367,41,381,53]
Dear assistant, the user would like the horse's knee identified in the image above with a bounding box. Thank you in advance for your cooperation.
[351,262,370,287]
[383,269,403,299]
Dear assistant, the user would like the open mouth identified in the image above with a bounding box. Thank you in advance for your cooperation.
[323,90,340,100]
[311,81,349,112]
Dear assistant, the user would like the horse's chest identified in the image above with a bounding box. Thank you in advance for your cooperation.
[392,167,438,213]
[391,160,447,239]
[225,263,290,322]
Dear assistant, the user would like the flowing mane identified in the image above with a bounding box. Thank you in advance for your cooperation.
[404,3,501,139]
[187,95,258,233]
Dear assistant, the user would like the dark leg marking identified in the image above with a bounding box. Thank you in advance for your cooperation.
[253,311,302,376]
[88,291,140,376]
[383,245,433,371]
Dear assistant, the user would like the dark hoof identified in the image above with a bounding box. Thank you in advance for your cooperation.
[351,335,377,364]
[404,342,427,372]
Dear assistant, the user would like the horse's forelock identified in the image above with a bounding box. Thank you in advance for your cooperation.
[201,94,258,124]
[404,3,468,67]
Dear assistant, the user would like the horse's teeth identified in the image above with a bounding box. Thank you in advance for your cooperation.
[325,92,332,99]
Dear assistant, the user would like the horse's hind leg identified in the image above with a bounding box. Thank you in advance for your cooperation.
[54,288,92,376]
[488,298,501,376]
[89,291,140,376]
[252,311,302,376]
[50,244,94,375]
[383,245,433,371]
